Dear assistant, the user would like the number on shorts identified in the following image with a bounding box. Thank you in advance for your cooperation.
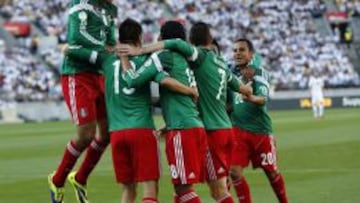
[261,152,275,166]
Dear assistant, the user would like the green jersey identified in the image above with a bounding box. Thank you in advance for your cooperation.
[67,47,166,131]
[123,50,204,130]
[62,0,117,75]
[164,39,241,130]
[230,75,273,135]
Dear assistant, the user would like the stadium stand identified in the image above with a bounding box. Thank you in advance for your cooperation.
[0,0,359,104]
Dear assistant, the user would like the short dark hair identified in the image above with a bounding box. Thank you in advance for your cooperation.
[235,38,254,52]
[212,38,221,54]
[118,18,142,45]
[189,22,212,46]
[160,21,186,40]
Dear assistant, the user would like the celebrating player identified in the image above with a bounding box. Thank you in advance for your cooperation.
[48,1,117,203]
[119,21,253,203]
[120,20,208,203]
[65,18,199,203]
[228,38,289,203]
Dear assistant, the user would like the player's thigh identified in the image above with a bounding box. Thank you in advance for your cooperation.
[61,74,99,126]
[110,130,133,183]
[130,129,160,182]
[206,129,234,181]
[165,128,208,185]
[231,127,251,168]
[251,134,278,171]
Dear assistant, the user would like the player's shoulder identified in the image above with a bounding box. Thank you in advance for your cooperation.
[253,75,270,90]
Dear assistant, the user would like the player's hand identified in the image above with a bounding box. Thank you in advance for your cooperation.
[117,43,142,56]
[61,44,69,54]
[156,127,167,138]
[191,87,199,103]
[240,81,253,96]
[105,45,116,53]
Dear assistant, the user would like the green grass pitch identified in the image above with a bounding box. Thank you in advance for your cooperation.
[0,108,360,203]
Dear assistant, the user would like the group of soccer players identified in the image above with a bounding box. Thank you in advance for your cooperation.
[47,0,289,203]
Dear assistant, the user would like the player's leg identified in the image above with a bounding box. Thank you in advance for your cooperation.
[311,96,318,118]
[49,74,98,203]
[318,97,325,118]
[132,129,161,203]
[165,128,207,203]
[121,182,137,203]
[74,86,110,186]
[110,130,138,202]
[230,127,252,203]
[141,180,158,203]
[205,130,235,203]
[254,134,289,203]
[230,166,251,203]
[264,170,288,203]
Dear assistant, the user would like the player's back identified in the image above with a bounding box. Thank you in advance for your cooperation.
[191,49,233,130]
[102,54,155,132]
[157,50,203,129]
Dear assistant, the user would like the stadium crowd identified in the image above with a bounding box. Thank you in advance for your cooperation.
[0,0,360,102]
[166,0,360,89]
[0,41,62,102]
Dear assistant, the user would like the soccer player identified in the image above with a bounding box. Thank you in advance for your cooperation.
[229,38,289,203]
[308,72,325,118]
[119,21,253,203]
[120,21,208,203]
[48,1,117,203]
[66,18,199,203]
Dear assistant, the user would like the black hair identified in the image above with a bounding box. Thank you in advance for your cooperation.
[118,18,142,45]
[160,21,186,40]
[235,38,254,52]
[189,22,212,46]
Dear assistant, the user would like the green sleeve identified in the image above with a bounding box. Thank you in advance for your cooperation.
[123,53,164,87]
[67,46,105,65]
[105,5,117,46]
[248,53,262,69]
[255,83,270,102]
[226,69,241,92]
[164,39,205,65]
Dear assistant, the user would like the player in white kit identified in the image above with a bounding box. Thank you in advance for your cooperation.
[308,72,325,118]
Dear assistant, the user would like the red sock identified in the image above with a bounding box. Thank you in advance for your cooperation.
[174,194,180,203]
[232,178,251,203]
[270,174,288,203]
[52,140,81,187]
[178,189,201,203]
[142,197,158,203]
[75,137,108,185]
[217,194,235,203]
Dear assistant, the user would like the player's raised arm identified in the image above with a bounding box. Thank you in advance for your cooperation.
[118,39,205,64]
[65,45,105,66]
[120,53,198,100]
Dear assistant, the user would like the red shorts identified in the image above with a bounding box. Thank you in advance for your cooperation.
[110,128,160,183]
[165,128,207,185]
[205,129,234,181]
[232,127,278,172]
[61,73,106,125]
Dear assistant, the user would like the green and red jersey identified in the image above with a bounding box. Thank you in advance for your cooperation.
[62,0,117,75]
[164,39,241,130]
[123,50,204,130]
[67,47,166,131]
